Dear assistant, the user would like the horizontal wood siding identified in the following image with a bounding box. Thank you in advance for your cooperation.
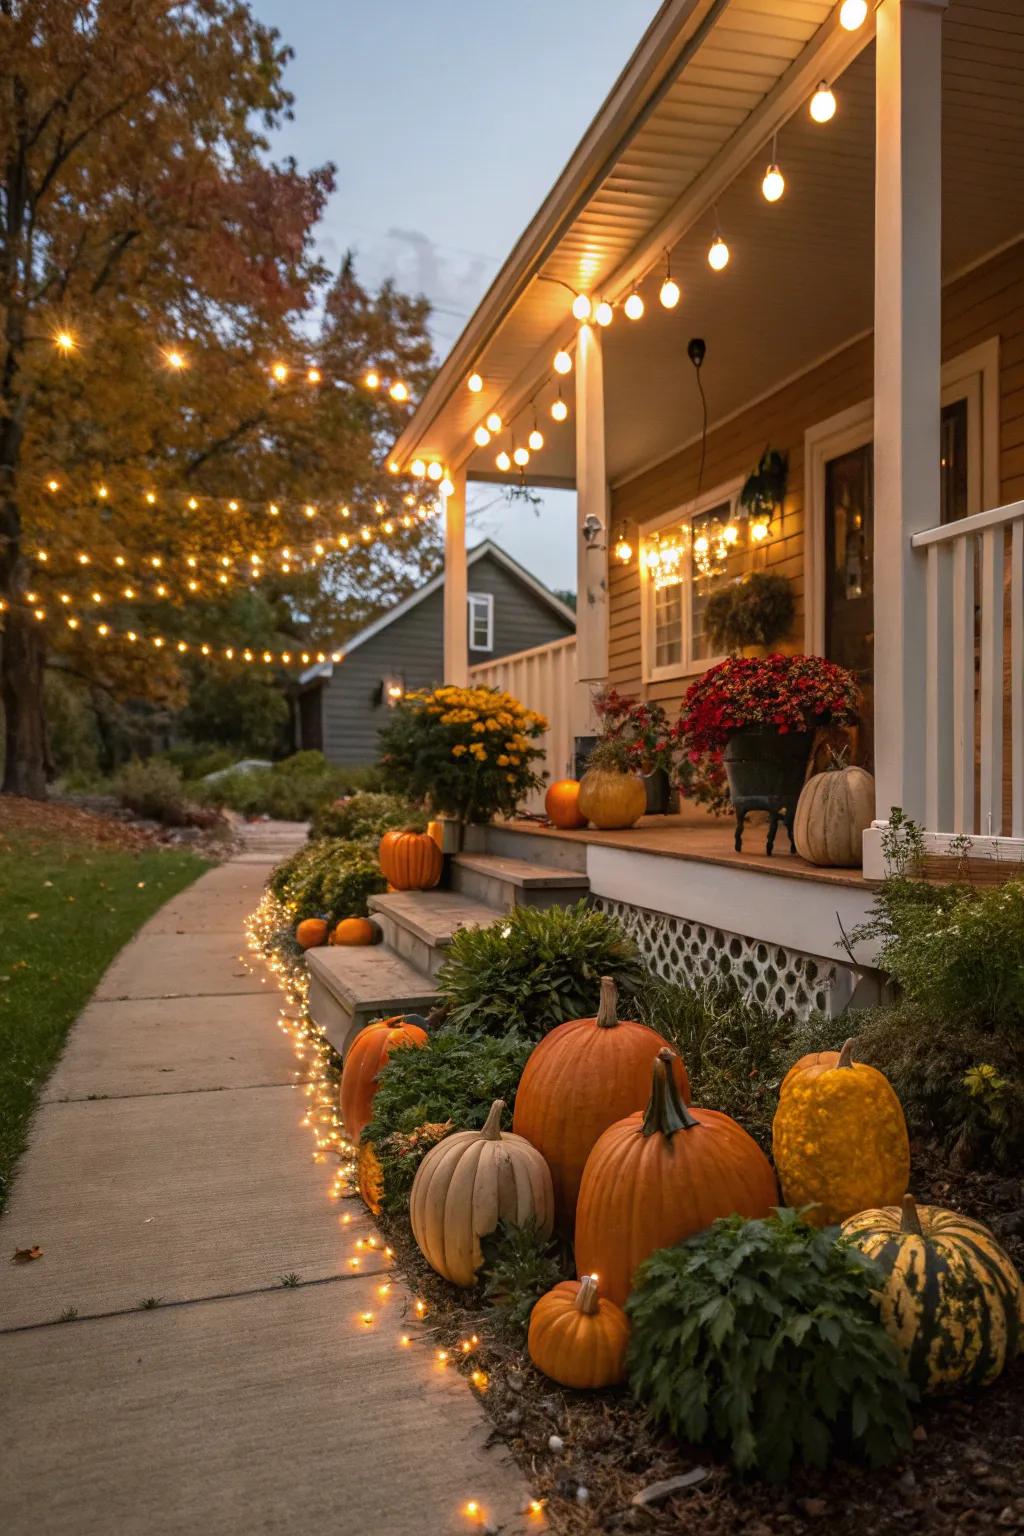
[465,555,575,663]
[609,240,1024,718]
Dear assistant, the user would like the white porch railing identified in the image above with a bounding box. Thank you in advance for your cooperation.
[913,499,1024,837]
[469,635,577,809]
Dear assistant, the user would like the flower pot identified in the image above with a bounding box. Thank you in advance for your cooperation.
[642,767,672,815]
[723,729,813,856]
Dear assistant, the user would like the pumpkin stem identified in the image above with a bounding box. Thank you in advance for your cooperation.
[595,976,619,1029]
[641,1048,698,1138]
[575,1274,601,1316]
[836,1037,858,1069]
[900,1194,924,1236]
[479,1099,505,1141]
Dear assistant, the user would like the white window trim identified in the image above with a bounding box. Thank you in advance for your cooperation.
[804,337,1000,655]
[639,474,746,685]
[467,590,494,652]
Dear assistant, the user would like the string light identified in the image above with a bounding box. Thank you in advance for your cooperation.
[164,348,186,370]
[364,371,380,389]
[571,292,592,321]
[271,362,289,383]
[762,134,785,202]
[553,349,572,375]
[528,424,544,452]
[485,411,503,433]
[594,300,613,327]
[708,232,730,271]
[512,445,529,468]
[624,288,644,320]
[389,380,409,402]
[473,425,491,447]
[809,81,837,123]
[495,449,511,472]
[426,462,443,482]
[839,0,868,28]
[410,459,426,477]
[467,371,483,392]
[550,391,568,423]
[53,330,76,354]
[659,253,680,309]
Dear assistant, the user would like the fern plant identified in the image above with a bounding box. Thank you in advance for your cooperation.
[627,1210,913,1481]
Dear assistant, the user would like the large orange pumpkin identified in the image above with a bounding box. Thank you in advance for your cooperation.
[778,1046,843,1099]
[575,1049,778,1306]
[545,779,587,830]
[378,829,443,891]
[528,1275,629,1389]
[330,916,382,947]
[295,917,329,950]
[512,976,690,1229]
[339,1014,429,1140]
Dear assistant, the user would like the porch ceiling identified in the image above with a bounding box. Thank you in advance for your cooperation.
[392,0,1024,491]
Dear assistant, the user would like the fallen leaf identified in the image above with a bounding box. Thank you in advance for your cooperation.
[11,1246,43,1264]
[631,1469,710,1506]
[27,912,39,921]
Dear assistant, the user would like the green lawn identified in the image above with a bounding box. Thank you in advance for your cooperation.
[0,816,208,1210]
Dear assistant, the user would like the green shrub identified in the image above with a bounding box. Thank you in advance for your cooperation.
[200,750,350,820]
[268,838,386,921]
[364,1031,533,1209]
[703,571,796,654]
[308,791,422,843]
[163,743,239,781]
[114,757,188,825]
[437,901,646,1042]
[627,1210,913,1481]
[480,1219,566,1337]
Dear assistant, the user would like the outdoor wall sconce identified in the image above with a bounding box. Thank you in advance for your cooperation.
[614,523,633,564]
[581,512,604,547]
[379,674,405,707]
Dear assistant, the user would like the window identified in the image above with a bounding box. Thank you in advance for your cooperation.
[467,591,494,651]
[641,478,751,681]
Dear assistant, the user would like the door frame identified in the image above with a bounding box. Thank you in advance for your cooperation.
[804,336,1000,655]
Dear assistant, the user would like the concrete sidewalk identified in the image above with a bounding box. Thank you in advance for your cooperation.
[0,824,529,1536]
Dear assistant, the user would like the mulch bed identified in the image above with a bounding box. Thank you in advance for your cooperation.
[378,1141,1024,1535]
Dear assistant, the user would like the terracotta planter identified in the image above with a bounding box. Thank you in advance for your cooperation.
[723,729,813,856]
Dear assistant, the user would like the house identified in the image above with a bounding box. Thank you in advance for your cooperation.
[294,539,575,767]
[306,0,1024,1045]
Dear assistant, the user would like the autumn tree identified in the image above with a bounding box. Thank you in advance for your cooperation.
[0,0,440,797]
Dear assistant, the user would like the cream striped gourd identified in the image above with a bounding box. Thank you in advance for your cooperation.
[409,1099,553,1287]
[842,1195,1024,1394]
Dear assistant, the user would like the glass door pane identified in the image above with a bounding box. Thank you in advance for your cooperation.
[825,443,874,765]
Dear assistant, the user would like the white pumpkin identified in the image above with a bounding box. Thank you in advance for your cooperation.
[409,1099,554,1287]
[794,764,875,867]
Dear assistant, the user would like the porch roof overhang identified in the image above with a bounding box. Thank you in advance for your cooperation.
[390,0,1024,493]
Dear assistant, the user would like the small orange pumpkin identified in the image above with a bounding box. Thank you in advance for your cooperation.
[339,1013,429,1140]
[528,1274,629,1389]
[330,916,383,947]
[545,779,587,830]
[295,917,330,950]
[378,829,443,891]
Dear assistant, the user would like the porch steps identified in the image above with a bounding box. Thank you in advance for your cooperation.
[368,890,496,979]
[306,946,440,1056]
[450,852,589,910]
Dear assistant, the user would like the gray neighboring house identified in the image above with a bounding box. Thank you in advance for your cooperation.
[294,539,576,767]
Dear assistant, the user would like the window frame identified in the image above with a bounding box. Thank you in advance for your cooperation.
[467,590,494,652]
[639,474,747,684]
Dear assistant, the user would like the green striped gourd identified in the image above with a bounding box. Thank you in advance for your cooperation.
[842,1194,1023,1394]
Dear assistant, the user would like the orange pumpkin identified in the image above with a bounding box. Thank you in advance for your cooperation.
[378,829,443,891]
[528,1275,629,1389]
[575,1049,779,1306]
[295,917,330,950]
[778,1046,842,1099]
[339,1014,429,1140]
[512,976,690,1229]
[545,779,587,830]
[330,916,382,947]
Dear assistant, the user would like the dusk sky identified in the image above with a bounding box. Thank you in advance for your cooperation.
[253,0,663,593]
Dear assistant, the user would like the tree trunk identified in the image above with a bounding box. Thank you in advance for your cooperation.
[1,608,48,798]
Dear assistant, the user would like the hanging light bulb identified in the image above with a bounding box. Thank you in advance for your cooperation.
[762,161,785,203]
[810,81,837,123]
[551,392,568,423]
[553,349,572,375]
[614,525,633,564]
[839,0,868,29]
[389,380,409,401]
[411,458,426,478]
[528,425,544,451]
[495,449,512,472]
[467,371,483,392]
[54,330,75,354]
[164,348,186,370]
[594,300,613,327]
[440,477,455,497]
[485,412,502,434]
[473,424,491,447]
[659,253,680,310]
[571,293,592,321]
[363,370,380,389]
[624,289,644,321]
[513,445,530,467]
[426,461,443,481]
[271,362,289,382]
[307,366,321,384]
[708,234,730,271]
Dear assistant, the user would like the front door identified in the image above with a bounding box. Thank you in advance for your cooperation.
[824,443,874,764]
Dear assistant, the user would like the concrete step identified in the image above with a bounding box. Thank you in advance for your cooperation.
[481,822,589,872]
[368,890,498,979]
[450,852,589,911]
[306,946,439,1056]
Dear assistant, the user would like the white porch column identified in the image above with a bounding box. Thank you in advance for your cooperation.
[442,467,468,686]
[872,0,948,825]
[573,322,609,742]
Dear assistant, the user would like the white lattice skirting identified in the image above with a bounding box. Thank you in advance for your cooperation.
[592,896,847,1018]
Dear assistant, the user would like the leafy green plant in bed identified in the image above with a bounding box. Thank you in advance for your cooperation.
[626,1209,913,1481]
[267,838,385,921]
[307,791,422,843]
[436,901,646,1042]
[480,1219,566,1338]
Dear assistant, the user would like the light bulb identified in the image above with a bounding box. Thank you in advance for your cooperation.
[659,277,680,309]
[389,380,409,401]
[165,349,186,370]
[271,362,288,382]
[307,367,321,383]
[751,519,769,542]
[571,293,592,321]
[440,477,454,497]
[553,349,572,375]
[528,427,543,451]
[839,0,868,29]
[467,371,483,392]
[615,537,633,564]
[708,236,730,271]
[426,461,443,481]
[513,446,530,467]
[473,424,491,447]
[47,479,59,492]
[762,162,785,202]
[810,82,836,123]
[54,330,75,353]
[486,411,502,433]
[364,370,380,389]
[388,459,399,473]
[411,458,426,478]
[594,300,613,327]
[645,545,661,570]
[495,450,511,472]
[624,290,644,320]
[551,396,568,422]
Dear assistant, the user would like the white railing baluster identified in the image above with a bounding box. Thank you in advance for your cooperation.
[469,635,577,809]
[951,535,975,834]
[1012,520,1024,838]
[979,526,1004,836]
[925,543,953,829]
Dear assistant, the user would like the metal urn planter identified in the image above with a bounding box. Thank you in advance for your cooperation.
[723,729,813,855]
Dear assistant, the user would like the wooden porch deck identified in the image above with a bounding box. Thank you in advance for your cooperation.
[504,805,870,889]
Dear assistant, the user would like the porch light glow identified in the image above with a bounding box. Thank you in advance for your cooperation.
[474,424,491,447]
[708,235,730,271]
[644,543,661,570]
[594,300,613,327]
[528,427,544,451]
[551,393,568,422]
[624,289,644,320]
[762,162,785,203]
[513,445,530,467]
[810,82,837,123]
[571,293,592,321]
[495,449,512,472]
[467,371,483,392]
[614,526,633,563]
[411,458,426,478]
[751,517,770,542]
[486,411,503,433]
[553,349,573,375]
[839,0,868,29]
[426,461,443,481]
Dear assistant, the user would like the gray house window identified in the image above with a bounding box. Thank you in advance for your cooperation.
[467,592,494,651]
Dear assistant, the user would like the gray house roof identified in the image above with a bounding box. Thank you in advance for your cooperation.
[298,538,575,685]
